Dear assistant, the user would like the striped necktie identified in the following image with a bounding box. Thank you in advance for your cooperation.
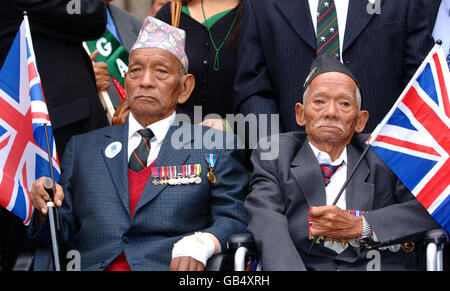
[320,163,341,186]
[316,0,340,59]
[129,128,154,172]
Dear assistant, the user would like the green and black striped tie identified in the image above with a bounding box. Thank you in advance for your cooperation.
[129,128,154,172]
[316,0,340,59]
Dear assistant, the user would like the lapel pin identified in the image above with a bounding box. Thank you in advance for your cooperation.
[105,142,122,158]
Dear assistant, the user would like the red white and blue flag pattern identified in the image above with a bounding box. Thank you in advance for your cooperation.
[368,44,450,233]
[0,16,60,225]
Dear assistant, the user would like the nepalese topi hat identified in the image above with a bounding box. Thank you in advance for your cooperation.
[303,54,362,96]
[131,16,189,72]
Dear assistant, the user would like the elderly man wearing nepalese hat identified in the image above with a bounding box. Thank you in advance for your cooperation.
[244,55,440,271]
[28,17,249,271]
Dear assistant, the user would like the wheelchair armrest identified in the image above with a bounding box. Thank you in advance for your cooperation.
[205,253,234,271]
[425,228,449,246]
[226,232,255,251]
[12,252,34,271]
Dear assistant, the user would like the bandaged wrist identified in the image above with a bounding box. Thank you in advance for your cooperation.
[171,232,217,266]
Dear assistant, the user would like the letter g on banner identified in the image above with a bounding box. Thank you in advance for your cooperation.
[97,38,113,57]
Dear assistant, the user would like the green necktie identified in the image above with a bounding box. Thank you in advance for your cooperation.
[316,0,340,59]
[128,128,154,172]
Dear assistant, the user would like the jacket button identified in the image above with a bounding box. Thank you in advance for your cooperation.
[122,236,129,243]
[203,60,208,65]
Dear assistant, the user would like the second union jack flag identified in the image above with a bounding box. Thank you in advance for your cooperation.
[368,44,450,233]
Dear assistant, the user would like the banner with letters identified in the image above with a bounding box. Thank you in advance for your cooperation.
[85,29,128,102]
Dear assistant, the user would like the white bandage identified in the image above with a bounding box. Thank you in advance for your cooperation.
[172,232,217,266]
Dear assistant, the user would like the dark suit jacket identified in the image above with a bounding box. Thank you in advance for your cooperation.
[105,4,141,109]
[245,132,440,270]
[423,0,441,28]
[29,119,249,270]
[233,0,434,135]
[0,0,109,158]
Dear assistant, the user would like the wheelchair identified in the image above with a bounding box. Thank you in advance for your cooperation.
[12,228,449,271]
[208,228,450,271]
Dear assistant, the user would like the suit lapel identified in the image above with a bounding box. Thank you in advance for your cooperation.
[107,4,137,51]
[345,142,374,211]
[275,0,316,50]
[343,0,379,52]
[134,124,191,214]
[102,120,131,217]
[290,142,327,207]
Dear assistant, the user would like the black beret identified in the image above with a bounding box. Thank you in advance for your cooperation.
[303,55,361,93]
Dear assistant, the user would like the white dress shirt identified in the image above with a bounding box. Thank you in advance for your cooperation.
[309,142,348,210]
[308,0,349,61]
[432,0,450,58]
[127,111,176,166]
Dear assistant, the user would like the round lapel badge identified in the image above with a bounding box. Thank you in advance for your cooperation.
[105,141,122,158]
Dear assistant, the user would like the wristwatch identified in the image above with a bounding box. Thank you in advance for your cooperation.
[358,215,374,248]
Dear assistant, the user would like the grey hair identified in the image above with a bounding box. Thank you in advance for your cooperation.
[302,85,362,111]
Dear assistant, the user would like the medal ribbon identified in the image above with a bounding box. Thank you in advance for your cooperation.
[205,154,217,169]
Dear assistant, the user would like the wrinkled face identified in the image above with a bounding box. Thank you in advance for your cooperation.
[125,48,185,122]
[296,72,368,146]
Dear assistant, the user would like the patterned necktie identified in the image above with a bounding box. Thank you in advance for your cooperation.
[128,128,154,172]
[320,163,341,186]
[316,0,340,59]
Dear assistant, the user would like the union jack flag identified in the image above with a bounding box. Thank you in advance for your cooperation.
[368,44,450,233]
[0,16,60,225]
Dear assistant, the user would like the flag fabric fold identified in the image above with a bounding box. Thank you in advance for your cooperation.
[368,44,450,233]
[0,16,60,225]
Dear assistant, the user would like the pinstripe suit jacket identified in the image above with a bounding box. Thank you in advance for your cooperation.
[233,0,434,134]
[29,119,249,270]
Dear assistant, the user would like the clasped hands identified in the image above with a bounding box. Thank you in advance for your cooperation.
[308,205,363,241]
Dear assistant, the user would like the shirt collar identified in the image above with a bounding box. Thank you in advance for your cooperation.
[308,141,347,166]
[128,111,176,143]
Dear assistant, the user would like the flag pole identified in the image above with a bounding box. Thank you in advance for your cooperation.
[307,143,371,253]
[25,9,62,271]
[43,124,61,271]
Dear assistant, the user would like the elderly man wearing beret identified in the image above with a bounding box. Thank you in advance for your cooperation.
[245,55,440,271]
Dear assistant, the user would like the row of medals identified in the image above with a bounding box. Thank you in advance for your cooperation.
[152,168,216,186]
[152,175,202,185]
[308,234,415,252]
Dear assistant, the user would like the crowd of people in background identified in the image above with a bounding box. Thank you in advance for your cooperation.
[0,0,448,271]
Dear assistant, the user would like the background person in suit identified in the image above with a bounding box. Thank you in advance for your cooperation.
[0,0,108,271]
[90,0,142,109]
[233,0,434,142]
[28,16,248,271]
[245,55,440,271]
